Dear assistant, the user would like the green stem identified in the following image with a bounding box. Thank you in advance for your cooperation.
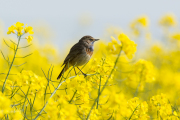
[33,80,66,120]
[134,81,141,97]
[22,86,30,112]
[69,90,77,103]
[96,75,101,109]
[2,36,21,93]
[134,66,144,97]
[86,47,122,120]
[33,63,91,120]
[128,104,139,120]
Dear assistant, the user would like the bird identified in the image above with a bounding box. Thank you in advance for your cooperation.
[57,35,99,80]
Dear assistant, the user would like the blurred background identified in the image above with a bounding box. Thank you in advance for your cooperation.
[0,0,180,55]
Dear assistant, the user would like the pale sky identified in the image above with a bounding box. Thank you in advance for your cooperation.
[0,0,180,54]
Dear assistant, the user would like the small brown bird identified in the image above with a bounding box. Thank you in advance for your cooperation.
[57,35,99,80]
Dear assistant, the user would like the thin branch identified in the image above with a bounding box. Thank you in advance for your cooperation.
[48,64,52,79]
[33,64,77,120]
[86,47,122,120]
[33,80,66,120]
[22,86,30,111]
[20,68,24,73]
[11,102,23,107]
[69,90,77,103]
[9,39,17,45]
[15,53,33,58]
[134,66,145,97]
[10,87,20,99]
[0,73,17,75]
[2,36,21,93]
[7,56,11,66]
[0,50,11,64]
[96,75,101,109]
[41,67,55,89]
[128,104,140,120]
[13,62,27,67]
[43,65,52,103]
[18,44,32,49]
[3,39,14,50]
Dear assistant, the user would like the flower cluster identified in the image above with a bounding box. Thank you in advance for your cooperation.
[126,97,149,119]
[170,32,180,41]
[107,36,122,54]
[15,70,47,97]
[7,21,34,43]
[125,59,156,92]
[133,59,156,83]
[149,94,178,119]
[107,33,137,59]
[130,16,149,37]
[0,92,23,119]
[159,14,177,27]
[118,33,137,59]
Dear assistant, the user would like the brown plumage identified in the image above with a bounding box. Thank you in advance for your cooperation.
[57,35,99,80]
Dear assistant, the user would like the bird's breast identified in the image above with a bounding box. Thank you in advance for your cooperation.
[85,47,93,57]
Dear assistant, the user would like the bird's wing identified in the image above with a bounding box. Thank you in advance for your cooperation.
[62,43,84,66]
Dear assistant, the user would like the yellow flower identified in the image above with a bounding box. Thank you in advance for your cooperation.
[130,16,149,37]
[106,37,122,55]
[131,16,149,28]
[126,97,149,119]
[159,14,177,27]
[24,24,34,34]
[14,21,24,26]
[46,98,59,117]
[7,25,16,34]
[11,110,23,120]
[170,32,180,41]
[0,92,11,118]
[14,22,24,36]
[137,16,149,27]
[134,59,156,82]
[149,93,174,119]
[118,33,137,59]
[25,35,33,43]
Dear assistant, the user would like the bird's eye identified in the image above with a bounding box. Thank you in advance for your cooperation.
[89,39,93,41]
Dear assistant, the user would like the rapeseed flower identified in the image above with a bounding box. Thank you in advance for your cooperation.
[14,22,24,36]
[130,16,149,37]
[0,92,11,118]
[159,14,177,27]
[149,94,176,119]
[24,24,34,34]
[170,32,180,41]
[7,25,16,34]
[25,35,33,43]
[118,33,137,59]
[7,22,34,40]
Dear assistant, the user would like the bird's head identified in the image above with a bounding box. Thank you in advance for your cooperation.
[79,35,99,46]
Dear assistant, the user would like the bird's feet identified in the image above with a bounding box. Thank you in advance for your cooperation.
[83,73,87,78]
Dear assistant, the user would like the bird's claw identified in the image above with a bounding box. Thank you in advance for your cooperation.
[83,74,87,78]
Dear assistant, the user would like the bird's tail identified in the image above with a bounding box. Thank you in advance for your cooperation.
[57,65,68,80]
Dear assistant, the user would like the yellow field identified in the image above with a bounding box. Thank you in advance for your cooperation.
[0,14,180,120]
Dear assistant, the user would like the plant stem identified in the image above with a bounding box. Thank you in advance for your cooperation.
[134,66,144,97]
[69,90,77,103]
[96,75,101,109]
[33,80,66,120]
[2,36,21,93]
[86,47,122,120]
[128,104,139,120]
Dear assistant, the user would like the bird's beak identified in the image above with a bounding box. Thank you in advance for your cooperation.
[94,39,99,41]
